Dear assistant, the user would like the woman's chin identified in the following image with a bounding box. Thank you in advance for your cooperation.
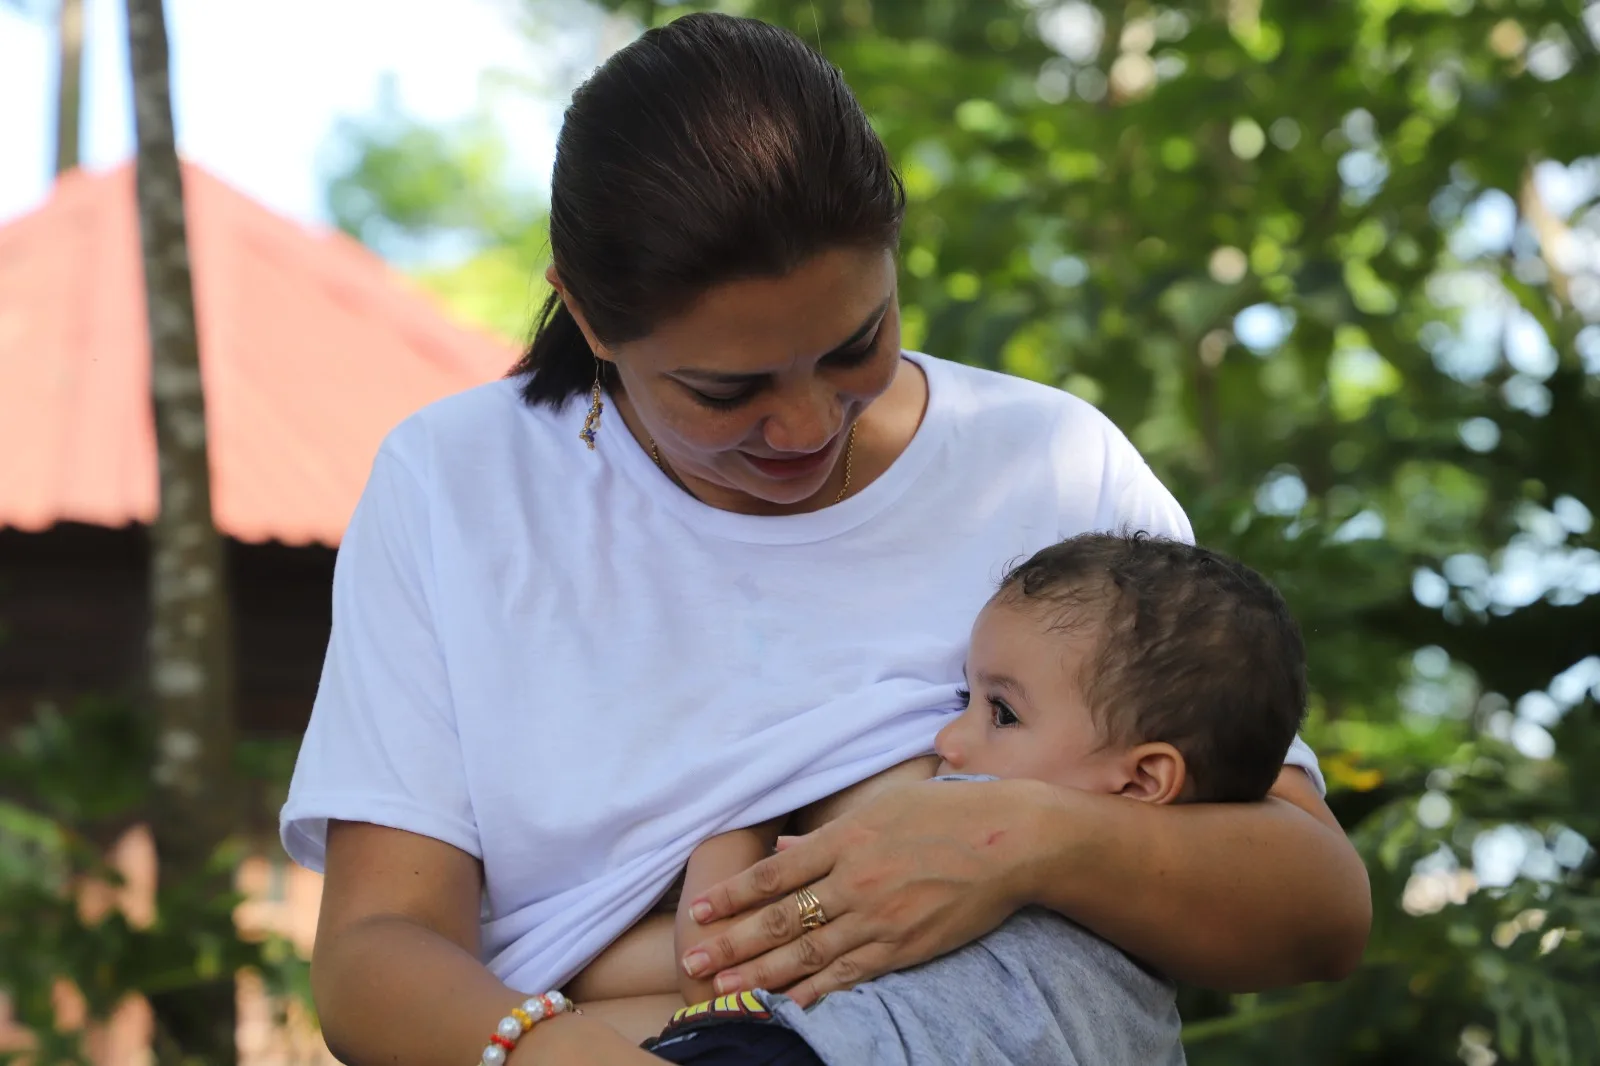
[754,475,831,505]
[717,466,836,509]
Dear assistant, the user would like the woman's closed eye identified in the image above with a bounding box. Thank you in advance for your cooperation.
[823,329,882,369]
[686,383,760,410]
[680,327,884,409]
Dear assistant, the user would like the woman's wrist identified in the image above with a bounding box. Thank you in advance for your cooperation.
[511,1011,585,1064]
[995,777,1099,913]
[477,990,577,1066]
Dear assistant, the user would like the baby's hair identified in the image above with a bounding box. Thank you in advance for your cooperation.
[996,533,1306,803]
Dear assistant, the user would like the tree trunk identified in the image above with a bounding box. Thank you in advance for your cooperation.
[125,0,239,1061]
[55,0,83,174]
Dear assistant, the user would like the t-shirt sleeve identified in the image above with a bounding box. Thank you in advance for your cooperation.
[279,444,480,872]
[1097,455,1195,545]
[1097,440,1326,796]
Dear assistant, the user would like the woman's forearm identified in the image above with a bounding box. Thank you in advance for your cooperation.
[314,913,677,1064]
[1015,773,1371,991]
[315,913,523,1066]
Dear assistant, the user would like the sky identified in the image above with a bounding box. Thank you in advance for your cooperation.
[0,0,612,228]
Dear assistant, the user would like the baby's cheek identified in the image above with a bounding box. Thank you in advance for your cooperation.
[1047,753,1124,795]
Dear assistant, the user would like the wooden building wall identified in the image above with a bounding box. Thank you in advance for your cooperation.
[0,523,335,738]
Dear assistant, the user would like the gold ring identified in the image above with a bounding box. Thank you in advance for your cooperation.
[795,886,828,931]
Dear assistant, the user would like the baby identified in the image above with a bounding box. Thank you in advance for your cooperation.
[573,532,1308,1065]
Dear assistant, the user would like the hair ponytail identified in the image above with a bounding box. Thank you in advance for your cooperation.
[512,291,614,408]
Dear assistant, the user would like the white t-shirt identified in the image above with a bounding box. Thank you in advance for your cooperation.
[281,351,1324,993]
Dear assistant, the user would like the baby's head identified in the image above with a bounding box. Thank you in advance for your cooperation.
[935,534,1306,804]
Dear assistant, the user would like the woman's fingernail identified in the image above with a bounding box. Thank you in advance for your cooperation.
[714,974,741,995]
[682,952,709,977]
[691,901,713,923]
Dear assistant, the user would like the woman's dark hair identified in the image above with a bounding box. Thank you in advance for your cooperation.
[511,13,905,408]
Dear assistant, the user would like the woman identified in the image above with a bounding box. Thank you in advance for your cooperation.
[282,13,1370,1065]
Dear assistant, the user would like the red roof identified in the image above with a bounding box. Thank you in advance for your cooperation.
[0,163,516,546]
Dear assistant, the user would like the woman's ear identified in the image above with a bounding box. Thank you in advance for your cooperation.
[545,266,611,363]
[1118,743,1187,805]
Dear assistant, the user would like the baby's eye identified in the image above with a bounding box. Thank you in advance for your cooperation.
[989,699,1020,728]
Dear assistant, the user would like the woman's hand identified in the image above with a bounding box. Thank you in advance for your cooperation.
[679,777,1049,1007]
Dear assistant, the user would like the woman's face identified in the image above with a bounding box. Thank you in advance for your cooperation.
[567,247,902,513]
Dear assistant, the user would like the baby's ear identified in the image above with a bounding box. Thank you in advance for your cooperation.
[1118,743,1187,805]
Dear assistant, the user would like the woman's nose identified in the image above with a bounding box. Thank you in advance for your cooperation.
[763,385,838,454]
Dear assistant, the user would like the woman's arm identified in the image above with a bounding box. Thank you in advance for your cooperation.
[679,769,1369,1004]
[1022,767,1370,990]
[313,821,522,1065]
[313,821,679,1064]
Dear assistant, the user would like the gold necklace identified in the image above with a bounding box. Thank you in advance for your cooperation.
[649,423,858,505]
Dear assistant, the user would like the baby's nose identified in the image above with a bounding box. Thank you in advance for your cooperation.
[934,722,962,767]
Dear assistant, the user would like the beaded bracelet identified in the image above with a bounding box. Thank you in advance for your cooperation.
[477,990,575,1066]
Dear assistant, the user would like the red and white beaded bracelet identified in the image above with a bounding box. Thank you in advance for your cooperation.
[476,990,575,1066]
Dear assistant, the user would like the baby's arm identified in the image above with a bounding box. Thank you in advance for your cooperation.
[563,912,679,1002]
[677,817,785,1004]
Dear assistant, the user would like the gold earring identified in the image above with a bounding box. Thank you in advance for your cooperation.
[579,360,603,449]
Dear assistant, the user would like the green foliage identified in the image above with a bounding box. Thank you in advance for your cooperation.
[0,699,310,1062]
[322,76,552,341]
[325,0,1600,1060]
[325,77,545,257]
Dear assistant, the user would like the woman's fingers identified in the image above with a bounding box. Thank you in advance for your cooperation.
[689,830,836,925]
[781,946,888,1008]
[709,914,866,996]
[684,876,842,982]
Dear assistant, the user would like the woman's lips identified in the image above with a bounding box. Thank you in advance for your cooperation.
[742,441,837,480]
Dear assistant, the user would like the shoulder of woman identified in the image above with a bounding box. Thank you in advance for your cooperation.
[376,376,571,475]
[918,352,1128,447]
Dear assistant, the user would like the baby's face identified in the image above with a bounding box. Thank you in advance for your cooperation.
[934,600,1128,793]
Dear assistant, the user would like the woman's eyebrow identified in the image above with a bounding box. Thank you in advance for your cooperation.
[672,296,893,384]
